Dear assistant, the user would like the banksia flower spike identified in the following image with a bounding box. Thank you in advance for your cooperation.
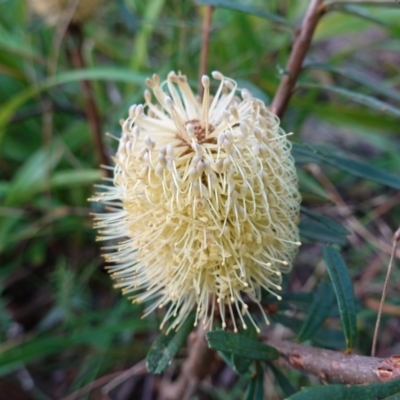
[92,72,301,333]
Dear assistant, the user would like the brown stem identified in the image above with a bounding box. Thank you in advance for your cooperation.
[266,338,400,384]
[162,324,216,400]
[66,25,110,175]
[270,0,324,118]
[198,6,214,98]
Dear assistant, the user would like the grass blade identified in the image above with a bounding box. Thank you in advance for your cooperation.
[322,246,357,351]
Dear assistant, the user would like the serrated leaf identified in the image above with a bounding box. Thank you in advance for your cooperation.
[300,83,400,118]
[207,331,279,361]
[322,246,357,351]
[301,207,350,236]
[196,0,293,27]
[244,363,264,400]
[146,315,195,374]
[287,379,400,400]
[297,281,336,342]
[293,144,400,189]
[299,220,347,245]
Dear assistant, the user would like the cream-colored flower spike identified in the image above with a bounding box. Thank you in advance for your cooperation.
[92,71,301,333]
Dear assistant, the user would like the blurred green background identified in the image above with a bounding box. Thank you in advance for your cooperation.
[1,0,400,399]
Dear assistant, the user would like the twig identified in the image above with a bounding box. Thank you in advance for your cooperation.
[266,337,400,384]
[198,6,214,98]
[372,227,400,357]
[270,0,324,118]
[66,24,110,175]
[162,324,216,400]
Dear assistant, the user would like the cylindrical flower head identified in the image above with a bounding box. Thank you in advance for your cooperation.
[29,0,100,25]
[92,72,301,333]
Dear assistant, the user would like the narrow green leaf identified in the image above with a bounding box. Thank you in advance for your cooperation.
[297,281,336,342]
[269,364,296,397]
[207,331,279,361]
[293,144,400,190]
[4,145,63,206]
[329,4,390,27]
[305,63,400,103]
[322,246,357,350]
[244,363,264,400]
[299,83,400,118]
[50,169,102,189]
[0,68,148,145]
[297,170,329,199]
[299,220,347,245]
[287,379,400,400]
[196,0,294,26]
[301,207,350,236]
[328,154,400,189]
[146,315,195,374]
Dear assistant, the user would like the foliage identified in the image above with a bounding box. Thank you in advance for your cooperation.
[1,0,400,398]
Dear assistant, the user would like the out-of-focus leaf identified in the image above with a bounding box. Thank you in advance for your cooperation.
[273,314,346,349]
[129,0,165,70]
[322,246,357,351]
[244,363,264,400]
[288,379,400,400]
[299,83,400,118]
[207,331,279,361]
[0,318,149,377]
[305,63,400,103]
[146,315,195,374]
[297,281,335,342]
[299,220,347,245]
[269,364,296,397]
[301,207,350,236]
[4,145,63,206]
[0,68,148,144]
[196,0,294,26]
[297,170,329,199]
[329,4,390,26]
[50,170,102,189]
[293,144,400,189]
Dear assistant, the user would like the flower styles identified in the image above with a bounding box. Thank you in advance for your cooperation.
[92,71,301,333]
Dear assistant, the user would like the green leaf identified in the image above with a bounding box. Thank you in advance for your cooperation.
[207,331,279,361]
[305,63,400,103]
[287,379,400,400]
[329,4,391,27]
[299,220,347,245]
[4,145,63,206]
[219,319,258,374]
[50,169,102,189]
[0,68,148,145]
[293,144,400,190]
[244,363,264,400]
[146,315,195,374]
[322,246,357,351]
[297,281,336,342]
[299,83,400,118]
[297,170,329,199]
[196,0,294,27]
[269,364,296,397]
[301,207,350,236]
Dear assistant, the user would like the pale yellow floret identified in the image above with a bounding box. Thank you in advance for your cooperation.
[92,71,301,332]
